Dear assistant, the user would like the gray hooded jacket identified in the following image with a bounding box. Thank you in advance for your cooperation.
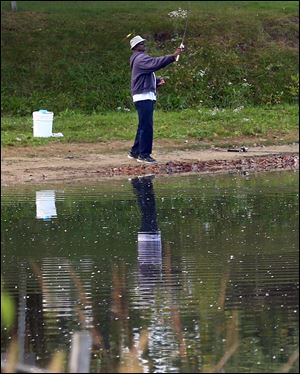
[130,51,175,96]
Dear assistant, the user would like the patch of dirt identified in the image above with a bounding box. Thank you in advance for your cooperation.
[262,16,299,48]
[1,141,298,186]
[1,11,49,33]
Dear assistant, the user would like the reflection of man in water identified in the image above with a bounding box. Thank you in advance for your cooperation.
[131,175,162,291]
[131,176,189,370]
[131,175,159,235]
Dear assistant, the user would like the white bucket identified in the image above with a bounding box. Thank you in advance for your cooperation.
[33,110,54,137]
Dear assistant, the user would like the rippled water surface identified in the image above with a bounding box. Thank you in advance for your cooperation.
[1,171,299,373]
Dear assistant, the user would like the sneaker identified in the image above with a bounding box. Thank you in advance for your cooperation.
[128,151,138,160]
[137,155,157,164]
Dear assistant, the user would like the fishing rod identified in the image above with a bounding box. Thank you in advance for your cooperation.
[125,3,190,61]
[176,3,190,62]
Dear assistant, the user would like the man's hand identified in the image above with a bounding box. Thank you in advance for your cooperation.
[173,47,182,58]
[157,78,166,87]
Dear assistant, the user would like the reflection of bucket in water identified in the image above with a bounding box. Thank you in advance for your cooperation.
[138,231,162,265]
[36,190,57,220]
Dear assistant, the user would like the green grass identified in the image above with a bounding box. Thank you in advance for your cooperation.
[1,104,298,147]
[1,1,299,116]
[1,1,298,15]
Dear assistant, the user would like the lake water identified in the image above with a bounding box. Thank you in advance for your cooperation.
[1,171,299,373]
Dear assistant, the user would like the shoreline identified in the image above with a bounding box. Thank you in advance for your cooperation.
[1,142,298,186]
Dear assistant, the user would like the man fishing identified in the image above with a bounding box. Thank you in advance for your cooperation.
[128,35,182,164]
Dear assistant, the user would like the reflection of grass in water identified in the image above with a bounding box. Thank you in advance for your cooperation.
[1,278,15,329]
[111,264,149,373]
[30,261,150,373]
[2,258,299,373]
[2,339,66,373]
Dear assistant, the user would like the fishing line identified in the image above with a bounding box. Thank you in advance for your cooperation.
[176,1,191,62]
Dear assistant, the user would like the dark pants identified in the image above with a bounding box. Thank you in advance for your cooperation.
[131,100,155,157]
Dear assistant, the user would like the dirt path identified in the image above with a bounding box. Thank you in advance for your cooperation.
[1,141,299,186]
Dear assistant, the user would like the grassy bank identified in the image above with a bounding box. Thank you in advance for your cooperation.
[1,104,298,147]
[1,1,299,115]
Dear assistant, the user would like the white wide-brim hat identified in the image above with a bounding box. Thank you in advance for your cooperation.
[130,35,146,50]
